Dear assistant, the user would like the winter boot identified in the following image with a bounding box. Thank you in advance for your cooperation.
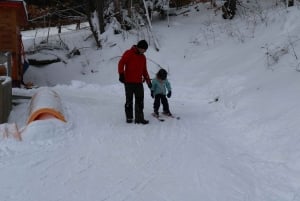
[135,119,149,124]
[153,110,159,117]
[126,118,133,123]
[162,111,172,116]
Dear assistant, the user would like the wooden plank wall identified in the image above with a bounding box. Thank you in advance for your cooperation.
[0,7,22,87]
[0,8,18,52]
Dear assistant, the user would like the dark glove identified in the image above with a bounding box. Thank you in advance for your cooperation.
[147,82,152,89]
[167,91,171,98]
[151,91,154,98]
[119,73,125,83]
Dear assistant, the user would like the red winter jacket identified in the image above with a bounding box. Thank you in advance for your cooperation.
[118,46,151,84]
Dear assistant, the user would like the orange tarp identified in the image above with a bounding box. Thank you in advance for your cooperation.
[27,88,66,125]
[27,108,66,125]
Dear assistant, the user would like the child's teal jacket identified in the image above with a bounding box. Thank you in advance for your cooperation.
[151,78,171,96]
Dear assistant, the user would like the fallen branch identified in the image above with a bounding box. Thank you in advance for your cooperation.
[28,58,61,66]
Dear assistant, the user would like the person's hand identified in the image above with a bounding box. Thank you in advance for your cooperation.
[151,91,154,98]
[147,82,152,89]
[119,73,125,83]
[167,91,171,98]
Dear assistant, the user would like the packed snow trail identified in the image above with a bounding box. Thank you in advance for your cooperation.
[2,3,300,201]
[2,80,300,201]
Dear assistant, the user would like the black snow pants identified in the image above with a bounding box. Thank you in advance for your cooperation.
[153,94,170,113]
[124,83,145,121]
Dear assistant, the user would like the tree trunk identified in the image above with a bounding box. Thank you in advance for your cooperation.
[127,0,132,17]
[96,0,105,34]
[87,0,101,48]
[114,0,122,23]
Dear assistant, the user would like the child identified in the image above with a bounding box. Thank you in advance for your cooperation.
[151,69,172,117]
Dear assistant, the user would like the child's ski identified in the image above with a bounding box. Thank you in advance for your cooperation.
[162,113,180,120]
[152,113,165,122]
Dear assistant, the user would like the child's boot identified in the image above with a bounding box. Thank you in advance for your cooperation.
[162,111,172,116]
[153,110,159,117]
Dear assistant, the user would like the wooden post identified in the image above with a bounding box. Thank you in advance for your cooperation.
[0,76,12,123]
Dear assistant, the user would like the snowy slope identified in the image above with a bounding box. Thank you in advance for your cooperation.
[1,2,300,201]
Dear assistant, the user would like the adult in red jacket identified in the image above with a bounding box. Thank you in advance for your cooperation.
[118,40,152,124]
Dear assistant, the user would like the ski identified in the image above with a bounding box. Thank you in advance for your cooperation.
[162,113,180,120]
[152,113,165,122]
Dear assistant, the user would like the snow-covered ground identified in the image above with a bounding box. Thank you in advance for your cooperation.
[2,2,300,201]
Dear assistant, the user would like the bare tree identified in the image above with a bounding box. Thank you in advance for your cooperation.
[86,0,101,48]
[114,0,122,23]
[96,0,105,34]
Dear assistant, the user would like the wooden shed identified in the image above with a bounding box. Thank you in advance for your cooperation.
[0,0,28,87]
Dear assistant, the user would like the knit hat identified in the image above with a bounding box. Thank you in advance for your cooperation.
[157,68,167,80]
[137,40,148,50]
